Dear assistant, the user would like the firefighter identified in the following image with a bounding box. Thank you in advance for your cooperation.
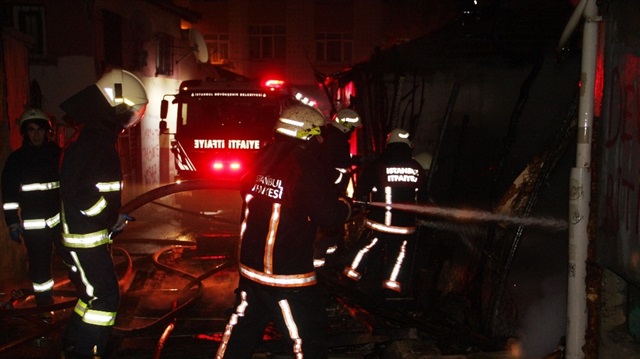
[1,107,75,310]
[215,104,352,359]
[314,108,362,269]
[343,128,425,298]
[321,108,362,193]
[58,68,148,359]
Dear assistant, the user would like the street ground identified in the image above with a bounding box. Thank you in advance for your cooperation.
[0,186,561,358]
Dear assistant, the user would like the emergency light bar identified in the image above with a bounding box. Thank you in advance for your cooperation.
[262,79,285,91]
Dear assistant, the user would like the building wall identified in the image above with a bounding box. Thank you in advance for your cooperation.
[189,0,451,86]
[595,0,640,353]
[596,0,640,290]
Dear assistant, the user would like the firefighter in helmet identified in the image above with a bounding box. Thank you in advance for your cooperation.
[1,107,76,311]
[322,108,362,191]
[58,68,148,359]
[216,104,352,359]
[343,128,425,298]
[314,108,362,269]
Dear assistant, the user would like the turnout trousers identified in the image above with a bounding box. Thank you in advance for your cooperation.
[64,244,120,357]
[216,277,329,359]
[343,228,416,295]
[23,226,75,306]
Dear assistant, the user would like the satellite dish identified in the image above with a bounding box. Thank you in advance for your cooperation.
[189,28,209,64]
[176,29,209,64]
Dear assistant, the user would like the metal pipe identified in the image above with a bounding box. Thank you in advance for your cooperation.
[566,0,599,357]
[557,0,589,52]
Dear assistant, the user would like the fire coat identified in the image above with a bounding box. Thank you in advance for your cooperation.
[2,140,61,229]
[238,139,352,288]
[59,125,122,248]
[355,143,425,233]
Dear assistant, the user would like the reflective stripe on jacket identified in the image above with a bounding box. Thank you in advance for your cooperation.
[1,141,62,227]
[60,126,123,249]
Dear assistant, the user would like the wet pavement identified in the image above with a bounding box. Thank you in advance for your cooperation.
[0,256,519,359]
[0,186,535,358]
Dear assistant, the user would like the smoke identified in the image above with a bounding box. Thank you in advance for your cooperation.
[517,273,566,358]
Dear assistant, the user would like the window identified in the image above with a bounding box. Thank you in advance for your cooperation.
[12,6,46,59]
[316,32,352,63]
[249,25,285,60]
[156,33,174,76]
[205,33,229,64]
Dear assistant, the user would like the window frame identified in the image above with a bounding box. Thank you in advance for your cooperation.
[12,5,47,59]
[315,32,353,63]
[248,24,286,60]
[156,32,174,76]
[205,33,230,64]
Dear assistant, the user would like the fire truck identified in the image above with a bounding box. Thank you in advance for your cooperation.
[160,74,302,180]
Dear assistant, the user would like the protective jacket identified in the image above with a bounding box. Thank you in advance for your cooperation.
[59,125,122,248]
[238,139,351,288]
[2,140,61,230]
[355,143,425,233]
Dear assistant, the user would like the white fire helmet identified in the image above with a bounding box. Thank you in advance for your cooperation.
[414,152,433,171]
[95,69,149,129]
[275,104,326,140]
[386,128,413,148]
[19,108,51,133]
[331,108,362,133]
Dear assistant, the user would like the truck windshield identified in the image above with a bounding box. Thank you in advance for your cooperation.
[178,96,281,139]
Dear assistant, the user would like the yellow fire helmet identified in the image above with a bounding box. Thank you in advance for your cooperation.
[332,108,362,133]
[275,104,326,140]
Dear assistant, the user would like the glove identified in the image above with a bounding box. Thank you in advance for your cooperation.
[8,223,23,243]
[109,213,135,238]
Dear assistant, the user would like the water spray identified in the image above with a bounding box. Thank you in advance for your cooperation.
[354,200,567,232]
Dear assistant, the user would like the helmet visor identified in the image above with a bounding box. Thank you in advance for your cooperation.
[124,103,147,129]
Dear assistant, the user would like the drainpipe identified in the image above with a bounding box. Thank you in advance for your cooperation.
[562,0,600,358]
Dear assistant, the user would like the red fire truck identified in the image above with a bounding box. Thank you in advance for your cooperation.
[160,74,301,180]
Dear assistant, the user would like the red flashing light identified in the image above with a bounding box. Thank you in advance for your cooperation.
[211,160,243,172]
[263,79,285,91]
